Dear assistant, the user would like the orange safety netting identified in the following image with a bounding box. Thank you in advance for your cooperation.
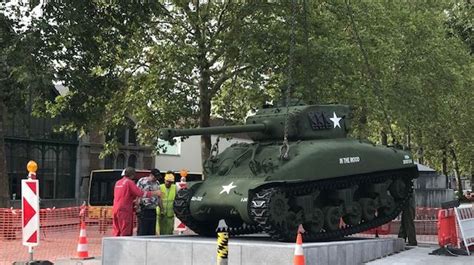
[0,206,118,264]
[1,206,443,264]
[355,207,440,243]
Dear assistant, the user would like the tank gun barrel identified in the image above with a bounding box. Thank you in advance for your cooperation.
[159,123,266,141]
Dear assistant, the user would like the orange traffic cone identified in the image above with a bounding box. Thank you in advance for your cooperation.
[293,225,305,265]
[75,221,92,260]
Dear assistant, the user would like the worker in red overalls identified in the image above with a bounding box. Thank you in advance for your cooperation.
[113,167,162,236]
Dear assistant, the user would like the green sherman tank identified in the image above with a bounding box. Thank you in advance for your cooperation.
[159,102,418,241]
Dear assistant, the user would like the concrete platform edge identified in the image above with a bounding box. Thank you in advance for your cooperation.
[102,236,405,265]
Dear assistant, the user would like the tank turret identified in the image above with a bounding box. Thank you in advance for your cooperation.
[169,102,418,242]
[160,103,352,142]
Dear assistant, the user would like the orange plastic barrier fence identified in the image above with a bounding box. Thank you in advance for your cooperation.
[1,205,442,263]
[361,207,440,235]
[437,208,458,247]
[0,206,116,264]
[363,223,392,235]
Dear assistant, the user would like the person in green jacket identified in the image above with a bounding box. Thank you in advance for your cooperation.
[398,194,418,246]
[157,171,177,235]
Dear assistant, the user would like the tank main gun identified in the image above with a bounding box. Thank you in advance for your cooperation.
[159,124,267,142]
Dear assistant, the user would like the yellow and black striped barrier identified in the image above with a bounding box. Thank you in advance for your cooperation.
[216,231,229,265]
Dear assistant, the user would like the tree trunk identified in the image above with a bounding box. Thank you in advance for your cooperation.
[470,160,473,192]
[417,146,424,164]
[380,130,388,146]
[416,131,424,164]
[198,63,212,170]
[0,100,10,208]
[442,147,449,188]
[442,147,448,176]
[357,105,368,140]
[450,147,464,197]
[405,126,411,149]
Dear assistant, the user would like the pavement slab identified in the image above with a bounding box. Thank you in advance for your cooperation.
[367,246,474,265]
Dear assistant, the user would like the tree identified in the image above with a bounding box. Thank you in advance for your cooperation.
[335,0,473,186]
[0,2,53,207]
[286,0,473,185]
[36,1,284,163]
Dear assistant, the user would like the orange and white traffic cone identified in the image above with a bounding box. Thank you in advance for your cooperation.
[75,221,92,259]
[293,225,305,265]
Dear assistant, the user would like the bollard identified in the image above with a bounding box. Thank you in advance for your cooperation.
[216,219,229,265]
[217,231,229,265]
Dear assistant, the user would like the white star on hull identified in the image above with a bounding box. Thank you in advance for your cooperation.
[330,112,342,128]
[220,182,237,194]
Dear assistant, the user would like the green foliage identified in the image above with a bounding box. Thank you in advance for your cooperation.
[23,0,473,179]
[35,0,286,156]
[0,2,55,206]
[446,0,473,54]
[1,7,52,108]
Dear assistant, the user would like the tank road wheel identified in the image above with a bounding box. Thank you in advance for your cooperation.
[268,191,290,227]
[264,189,300,241]
[342,202,362,226]
[379,195,396,216]
[306,208,324,233]
[389,178,408,199]
[323,206,342,231]
[285,211,300,238]
[360,198,377,221]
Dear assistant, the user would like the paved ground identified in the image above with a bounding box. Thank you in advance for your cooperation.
[368,245,474,265]
[54,257,102,265]
[51,246,474,265]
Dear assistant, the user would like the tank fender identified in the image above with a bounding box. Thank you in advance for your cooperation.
[248,179,306,194]
[184,181,203,190]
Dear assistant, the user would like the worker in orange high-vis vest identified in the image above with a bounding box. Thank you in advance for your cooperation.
[113,167,162,236]
[157,171,177,235]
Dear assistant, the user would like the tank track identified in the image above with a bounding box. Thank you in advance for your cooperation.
[174,186,262,236]
[249,169,415,241]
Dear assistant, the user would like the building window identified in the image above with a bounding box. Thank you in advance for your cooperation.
[158,138,181,156]
[104,154,115,169]
[57,150,74,198]
[42,149,57,199]
[116,153,126,169]
[5,142,28,200]
[104,119,137,146]
[128,154,137,168]
[117,127,127,145]
[128,127,137,146]
[6,142,76,199]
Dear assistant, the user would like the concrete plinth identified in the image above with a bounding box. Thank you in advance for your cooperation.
[102,235,405,265]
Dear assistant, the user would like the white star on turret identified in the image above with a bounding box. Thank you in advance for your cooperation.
[330,112,342,128]
[220,182,237,194]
